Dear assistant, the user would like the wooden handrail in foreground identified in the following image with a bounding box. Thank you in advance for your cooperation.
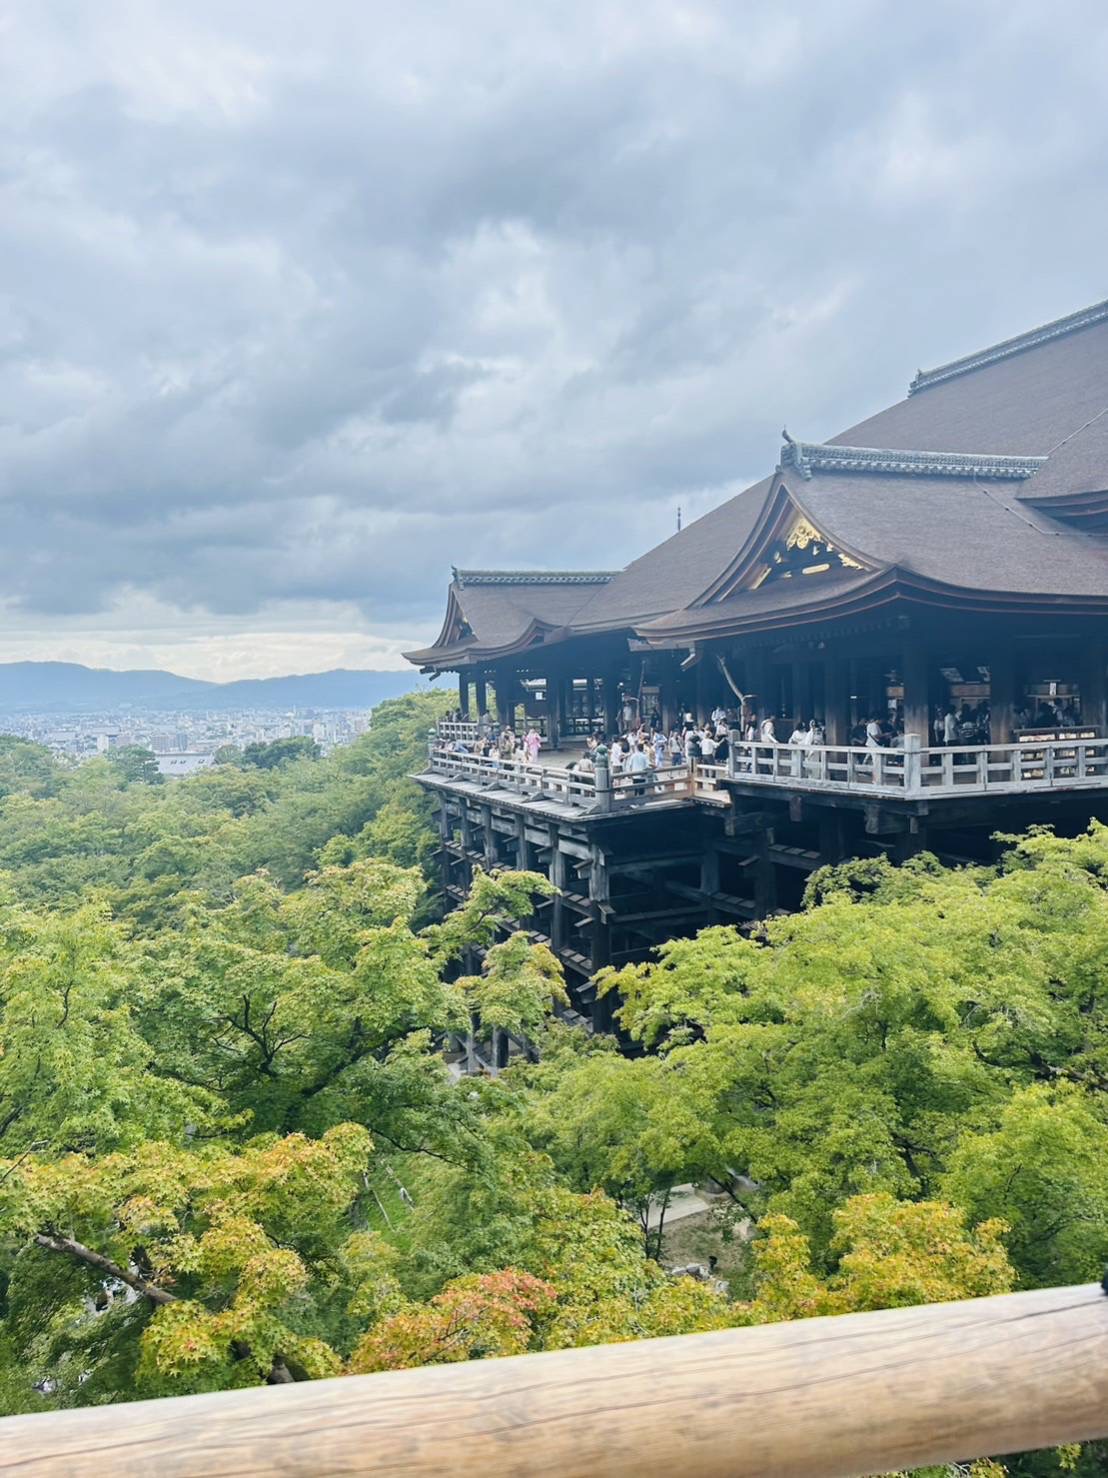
[1,1282,1106,1477]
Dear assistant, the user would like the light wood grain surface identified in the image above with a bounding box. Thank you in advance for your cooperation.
[1,1281,1105,1477]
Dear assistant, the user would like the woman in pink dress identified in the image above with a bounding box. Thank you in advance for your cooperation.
[525,728,542,764]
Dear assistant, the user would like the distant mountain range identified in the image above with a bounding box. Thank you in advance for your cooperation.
[0,662,428,713]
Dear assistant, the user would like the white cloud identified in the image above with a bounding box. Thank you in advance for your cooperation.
[0,0,1105,676]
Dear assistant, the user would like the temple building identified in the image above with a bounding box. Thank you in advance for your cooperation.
[406,298,1108,1029]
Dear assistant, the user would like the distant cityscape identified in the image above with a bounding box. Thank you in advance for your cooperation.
[2,706,374,776]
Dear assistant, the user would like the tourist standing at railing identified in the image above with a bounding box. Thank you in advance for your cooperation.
[787,718,808,776]
[627,742,652,795]
[701,728,717,761]
[525,728,541,763]
[653,729,667,769]
[759,715,776,744]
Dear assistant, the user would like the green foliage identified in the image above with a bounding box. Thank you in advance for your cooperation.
[735,1192,1013,1323]
[240,736,321,769]
[108,746,163,786]
[0,677,1105,1478]
[581,828,1108,1283]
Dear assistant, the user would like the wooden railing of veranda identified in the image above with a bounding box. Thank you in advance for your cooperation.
[0,1281,1105,1477]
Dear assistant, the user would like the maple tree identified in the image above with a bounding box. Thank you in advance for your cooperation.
[0,695,1105,1476]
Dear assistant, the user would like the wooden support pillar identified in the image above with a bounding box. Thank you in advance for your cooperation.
[754,836,777,917]
[791,661,813,727]
[586,675,596,729]
[549,672,565,750]
[494,666,517,726]
[458,673,470,717]
[1081,638,1108,734]
[661,656,679,733]
[818,811,847,866]
[492,1028,510,1072]
[750,650,773,726]
[990,645,1017,745]
[474,675,488,718]
[548,829,567,952]
[515,814,532,873]
[588,842,612,988]
[437,803,453,893]
[481,804,498,869]
[902,642,930,745]
[894,818,928,863]
[823,655,849,745]
[700,845,720,895]
[603,668,620,737]
[695,657,708,724]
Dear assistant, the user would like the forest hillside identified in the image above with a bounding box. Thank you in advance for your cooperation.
[0,693,1105,1475]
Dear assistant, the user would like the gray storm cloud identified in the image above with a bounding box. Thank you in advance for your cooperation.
[1,0,1107,663]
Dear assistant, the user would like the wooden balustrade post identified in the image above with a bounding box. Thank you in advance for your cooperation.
[902,733,921,794]
[593,751,613,813]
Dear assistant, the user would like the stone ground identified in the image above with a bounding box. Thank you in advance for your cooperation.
[657,1187,753,1294]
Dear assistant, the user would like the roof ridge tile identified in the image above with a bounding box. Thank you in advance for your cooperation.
[779,440,1046,481]
[908,298,1108,394]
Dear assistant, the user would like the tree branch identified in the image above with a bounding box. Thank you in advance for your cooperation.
[34,1232,177,1306]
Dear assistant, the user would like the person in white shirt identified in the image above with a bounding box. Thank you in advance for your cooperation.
[701,731,717,761]
[788,719,808,774]
[627,742,652,795]
[943,707,958,745]
[759,716,776,744]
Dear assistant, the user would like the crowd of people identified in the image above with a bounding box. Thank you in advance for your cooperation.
[437,693,1085,782]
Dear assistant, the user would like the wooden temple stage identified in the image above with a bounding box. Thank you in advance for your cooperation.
[407,298,1108,1033]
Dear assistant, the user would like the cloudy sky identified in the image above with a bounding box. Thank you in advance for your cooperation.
[2,1,1107,679]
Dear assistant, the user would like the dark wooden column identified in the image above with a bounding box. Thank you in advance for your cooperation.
[695,656,708,724]
[474,674,488,717]
[480,804,498,868]
[493,665,516,726]
[750,649,773,725]
[660,655,679,732]
[823,654,849,744]
[792,661,813,726]
[754,834,777,917]
[603,666,620,737]
[1082,638,1108,734]
[515,814,532,873]
[548,670,565,749]
[588,842,612,990]
[458,673,470,716]
[548,828,567,953]
[990,644,1017,744]
[901,641,930,745]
